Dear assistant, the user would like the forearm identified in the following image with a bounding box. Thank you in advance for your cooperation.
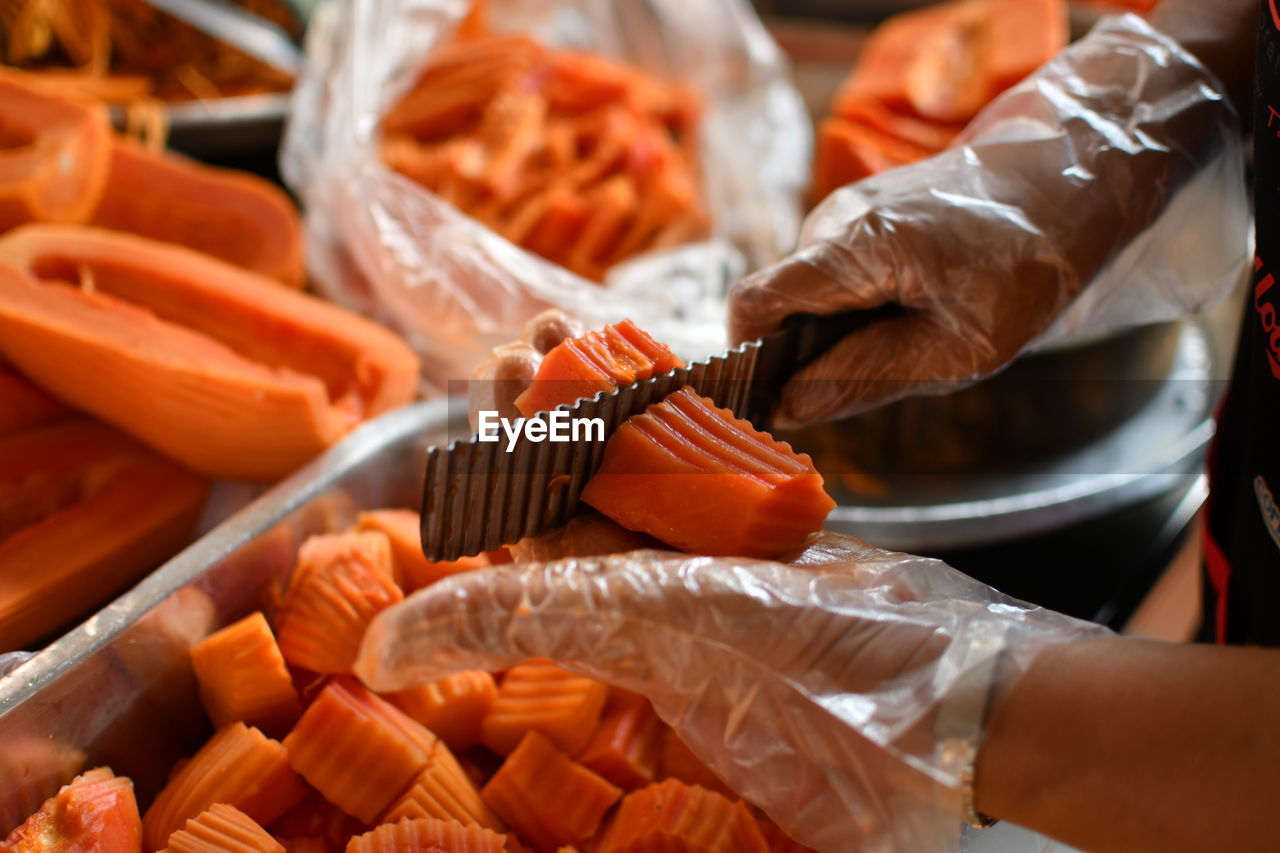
[976,636,1280,852]
[1150,0,1256,121]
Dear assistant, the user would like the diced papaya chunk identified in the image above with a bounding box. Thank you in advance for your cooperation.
[161,804,283,853]
[274,532,403,675]
[656,730,734,801]
[355,510,492,592]
[593,780,767,853]
[576,690,663,791]
[143,723,306,853]
[514,320,683,416]
[190,612,302,738]
[580,387,834,558]
[480,660,608,756]
[1,767,141,853]
[380,739,504,830]
[91,138,305,288]
[345,818,507,853]
[0,227,419,481]
[282,679,436,824]
[268,791,365,853]
[0,69,111,231]
[481,732,620,852]
[0,419,209,650]
[386,670,499,751]
[0,367,68,438]
[277,838,328,853]
[813,115,930,202]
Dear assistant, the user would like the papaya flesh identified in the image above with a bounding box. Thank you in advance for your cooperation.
[513,319,683,417]
[0,68,111,232]
[0,367,69,438]
[0,419,209,651]
[91,138,306,288]
[0,225,420,481]
[580,387,834,559]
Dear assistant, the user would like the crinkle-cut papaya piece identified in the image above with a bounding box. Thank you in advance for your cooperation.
[354,510,493,592]
[0,69,111,231]
[481,731,620,852]
[594,780,766,853]
[386,670,499,751]
[576,690,663,792]
[282,679,437,824]
[345,818,507,853]
[268,791,366,853]
[813,115,929,202]
[274,532,403,675]
[0,367,69,438]
[0,419,209,650]
[381,739,504,830]
[1,767,141,853]
[656,731,734,801]
[514,320,683,417]
[190,612,302,738]
[161,804,284,853]
[143,723,307,853]
[754,815,818,853]
[91,138,305,288]
[0,227,419,481]
[581,387,834,559]
[480,660,609,756]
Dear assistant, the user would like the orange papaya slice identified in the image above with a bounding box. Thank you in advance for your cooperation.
[143,723,307,853]
[593,779,767,853]
[274,532,404,675]
[190,612,302,738]
[1,767,141,853]
[380,739,504,830]
[480,660,608,756]
[268,791,365,853]
[282,679,436,824]
[0,226,419,481]
[91,138,305,288]
[0,419,209,650]
[576,690,663,791]
[481,731,621,852]
[0,69,111,231]
[386,670,499,751]
[513,320,683,417]
[813,115,930,202]
[580,387,834,559]
[346,818,507,853]
[354,510,493,592]
[161,803,284,853]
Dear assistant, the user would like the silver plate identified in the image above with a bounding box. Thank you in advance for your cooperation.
[823,320,1218,551]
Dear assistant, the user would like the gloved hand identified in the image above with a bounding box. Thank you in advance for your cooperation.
[355,533,1104,852]
[730,15,1248,427]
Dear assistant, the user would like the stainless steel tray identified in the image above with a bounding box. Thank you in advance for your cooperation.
[0,400,452,836]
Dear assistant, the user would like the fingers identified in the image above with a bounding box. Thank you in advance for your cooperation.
[772,313,991,427]
[509,510,668,562]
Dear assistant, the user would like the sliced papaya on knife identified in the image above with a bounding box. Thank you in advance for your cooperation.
[581,387,834,559]
[91,138,306,288]
[514,319,683,417]
[0,226,419,481]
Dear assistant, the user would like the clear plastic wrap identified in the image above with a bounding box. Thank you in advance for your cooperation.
[283,0,810,389]
[356,532,1106,852]
[730,14,1251,426]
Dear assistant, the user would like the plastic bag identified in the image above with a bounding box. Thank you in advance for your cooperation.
[283,0,810,390]
[357,532,1107,852]
[729,14,1251,424]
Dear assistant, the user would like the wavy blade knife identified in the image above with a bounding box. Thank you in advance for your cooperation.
[419,308,897,561]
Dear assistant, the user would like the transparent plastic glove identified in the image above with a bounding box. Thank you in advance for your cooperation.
[356,533,1105,852]
[730,14,1249,426]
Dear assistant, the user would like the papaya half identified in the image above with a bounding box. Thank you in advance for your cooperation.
[0,225,420,481]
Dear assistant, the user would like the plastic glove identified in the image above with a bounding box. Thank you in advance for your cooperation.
[730,15,1249,427]
[356,533,1104,852]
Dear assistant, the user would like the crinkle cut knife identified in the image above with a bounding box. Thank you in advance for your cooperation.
[419,307,901,561]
